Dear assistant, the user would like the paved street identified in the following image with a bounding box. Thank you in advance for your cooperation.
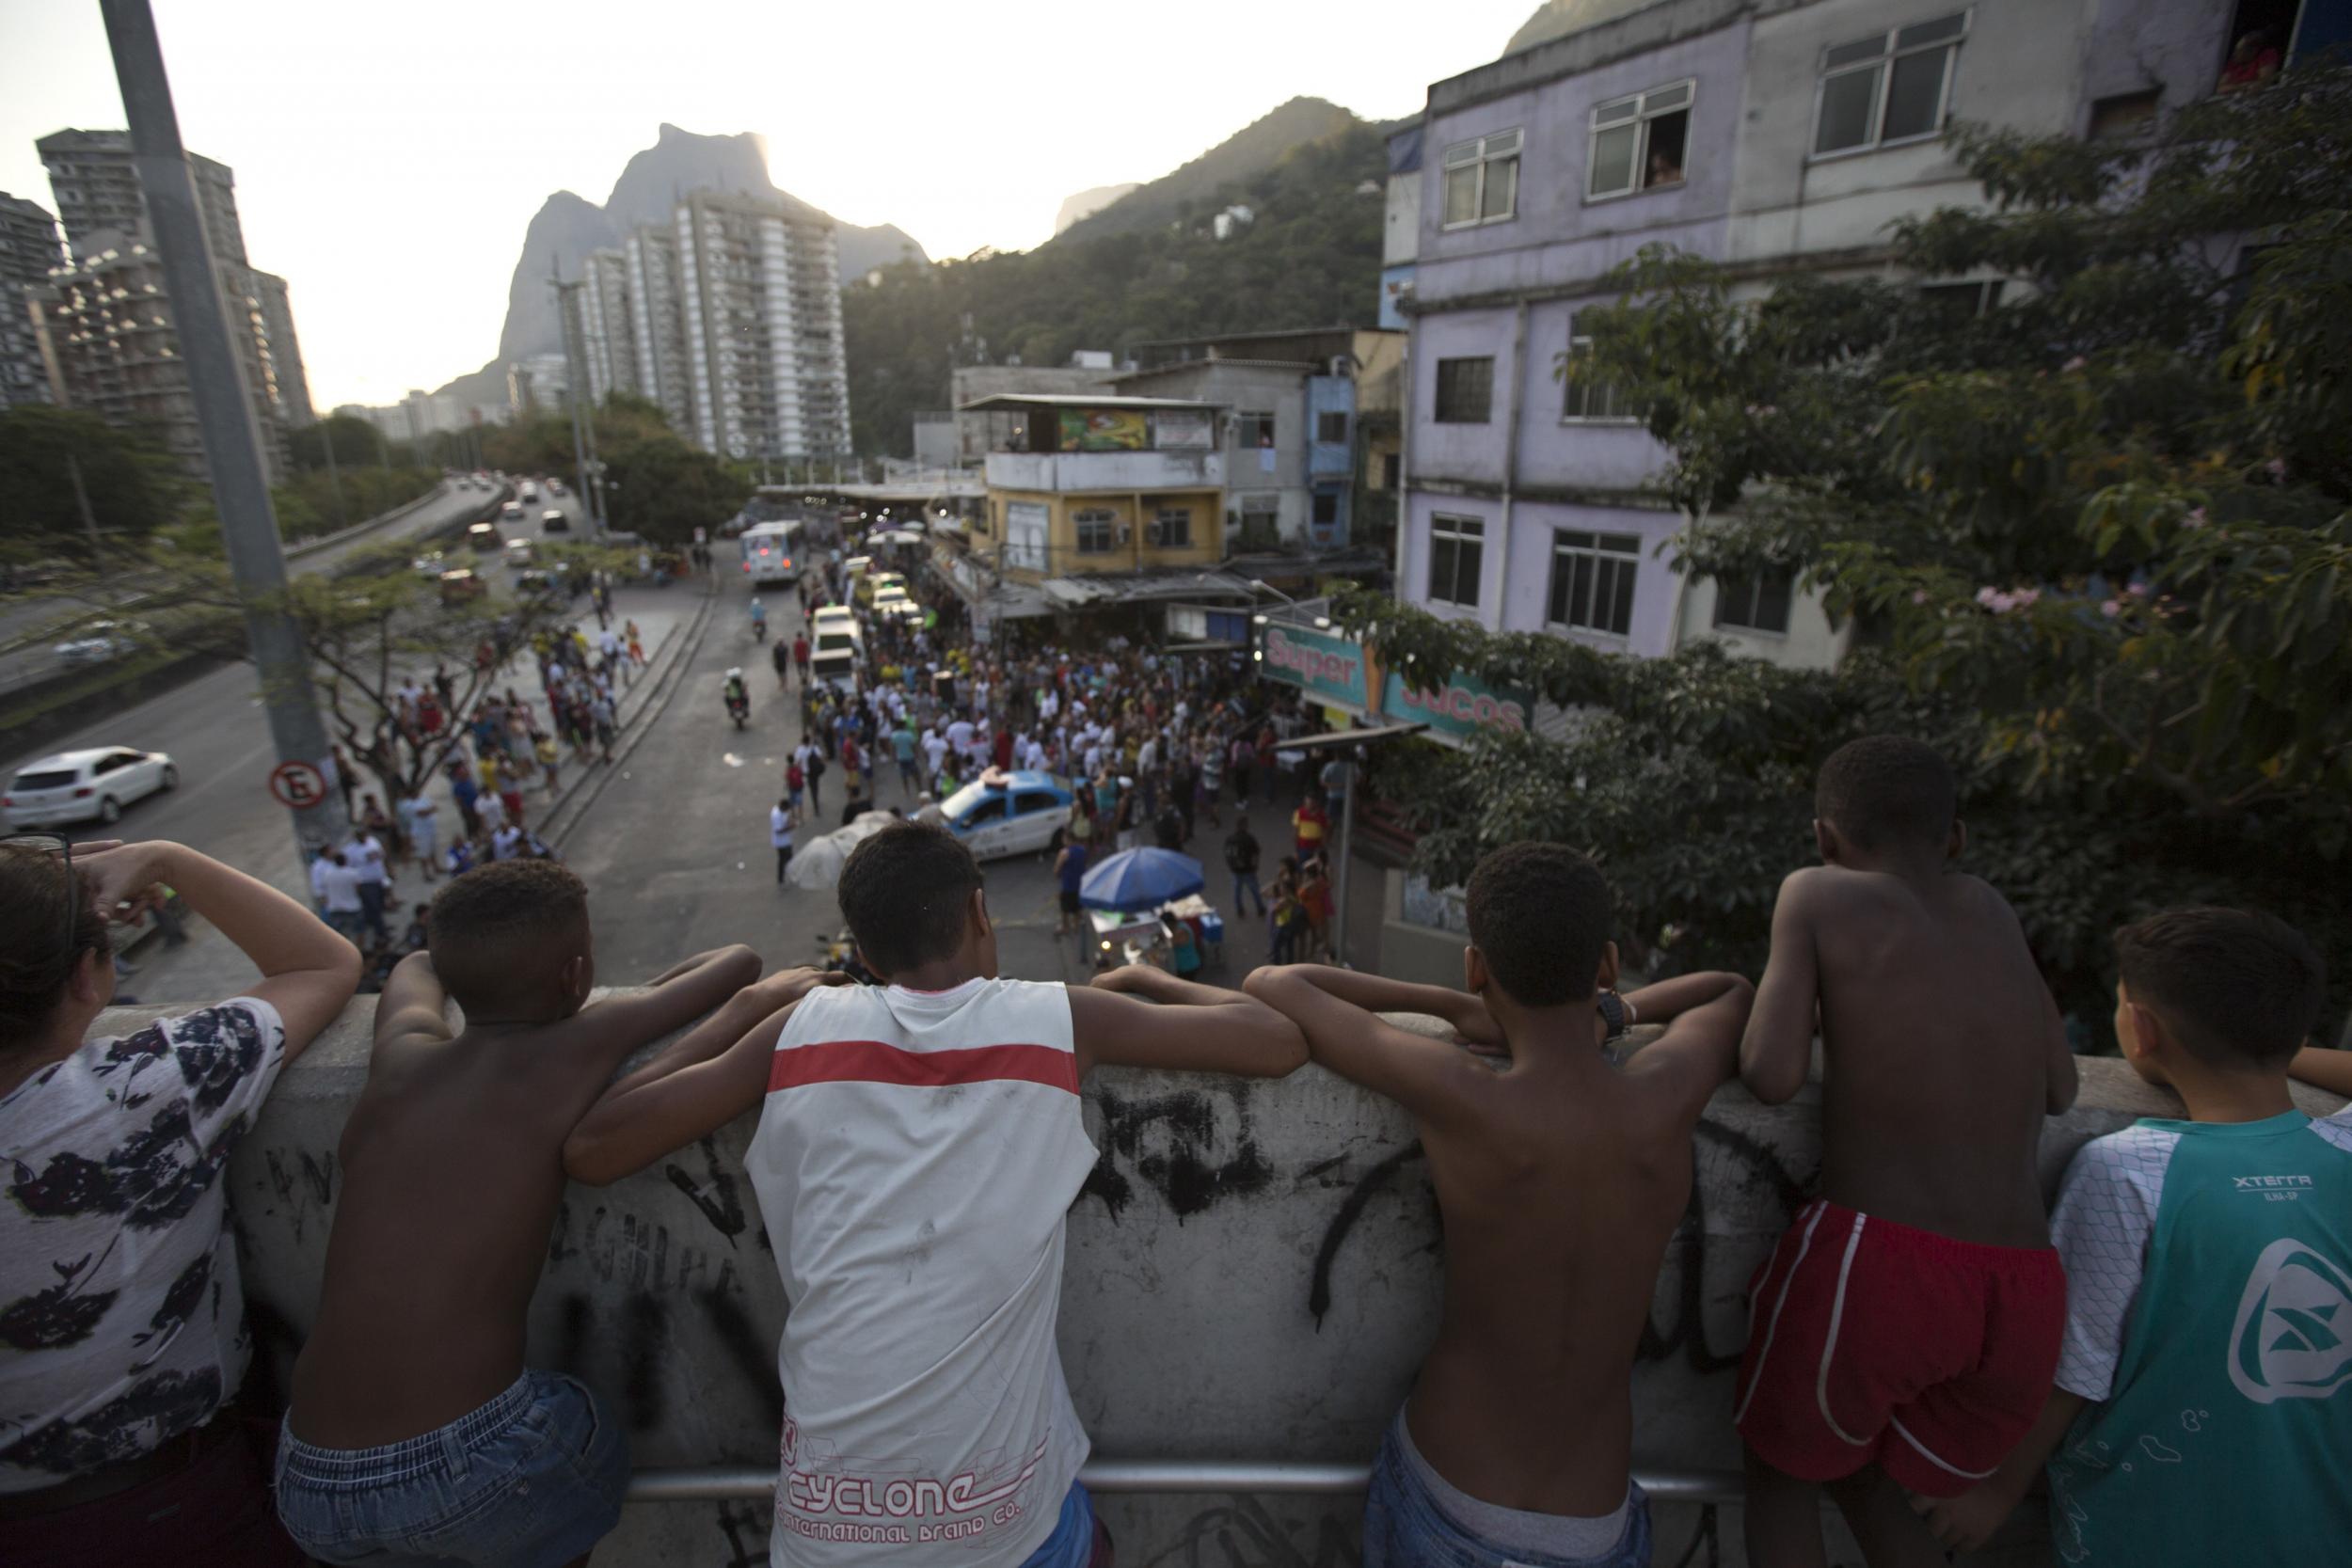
[562,557,1389,990]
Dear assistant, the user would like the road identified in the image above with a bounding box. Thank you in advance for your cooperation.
[0,483,596,902]
[0,480,501,694]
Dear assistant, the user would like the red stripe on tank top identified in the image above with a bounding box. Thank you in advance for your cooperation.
[766,1039,1079,1095]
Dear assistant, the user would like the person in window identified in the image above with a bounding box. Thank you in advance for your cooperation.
[2218,27,2281,92]
[1645,148,1683,188]
[0,837,361,1565]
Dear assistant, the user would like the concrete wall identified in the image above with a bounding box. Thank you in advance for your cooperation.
[123,988,2342,1567]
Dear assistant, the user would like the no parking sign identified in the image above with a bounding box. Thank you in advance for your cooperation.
[268,760,327,810]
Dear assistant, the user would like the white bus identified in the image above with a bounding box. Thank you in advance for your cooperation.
[741,520,806,587]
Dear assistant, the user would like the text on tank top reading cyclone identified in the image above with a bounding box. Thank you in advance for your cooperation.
[777,1415,1050,1548]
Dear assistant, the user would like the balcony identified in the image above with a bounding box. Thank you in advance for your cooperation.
[985,449,1225,494]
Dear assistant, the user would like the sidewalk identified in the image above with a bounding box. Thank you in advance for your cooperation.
[111,584,711,1004]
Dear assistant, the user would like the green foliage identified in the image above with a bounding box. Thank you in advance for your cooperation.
[1351,69,2352,1037]
[843,119,1388,456]
[0,405,188,562]
[478,395,746,544]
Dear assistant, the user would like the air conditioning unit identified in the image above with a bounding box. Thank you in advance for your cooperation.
[1144,520,1165,547]
[1117,523,1133,545]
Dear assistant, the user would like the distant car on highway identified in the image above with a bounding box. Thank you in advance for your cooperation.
[438,568,485,604]
[468,522,501,554]
[500,500,526,523]
[5,746,178,829]
[547,479,566,497]
[53,619,147,664]
[412,550,447,578]
[540,508,568,534]
[504,538,535,568]
[940,769,1074,862]
[520,483,539,502]
[516,568,558,598]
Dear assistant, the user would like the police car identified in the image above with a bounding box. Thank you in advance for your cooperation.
[941,769,1074,862]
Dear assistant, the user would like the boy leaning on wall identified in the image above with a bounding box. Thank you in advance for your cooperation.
[1919,907,2352,1564]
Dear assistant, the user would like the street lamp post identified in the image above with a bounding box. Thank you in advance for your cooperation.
[99,0,346,860]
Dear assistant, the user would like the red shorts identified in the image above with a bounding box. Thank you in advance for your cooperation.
[1733,1199,2064,1497]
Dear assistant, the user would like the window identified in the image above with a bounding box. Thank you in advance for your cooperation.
[1428,515,1485,607]
[1381,451,1402,490]
[1712,569,1795,635]
[1152,508,1191,548]
[1918,279,2005,320]
[959,797,1006,827]
[1588,81,1693,199]
[1561,312,1634,421]
[1312,492,1340,527]
[2087,88,2161,142]
[1434,356,1494,423]
[1074,509,1117,554]
[1316,410,1349,444]
[1813,12,1967,157]
[1547,531,1640,637]
[1441,129,1522,227]
[1233,409,1276,449]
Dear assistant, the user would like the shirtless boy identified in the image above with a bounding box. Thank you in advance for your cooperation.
[562,822,1306,1567]
[277,860,760,1567]
[1246,842,1756,1568]
[1735,736,2078,1567]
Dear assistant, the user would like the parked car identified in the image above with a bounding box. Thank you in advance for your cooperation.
[540,508,569,533]
[940,769,1073,862]
[5,746,178,829]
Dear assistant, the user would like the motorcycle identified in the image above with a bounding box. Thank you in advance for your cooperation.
[725,689,749,730]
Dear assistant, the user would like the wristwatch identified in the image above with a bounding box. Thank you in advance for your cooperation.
[1597,989,1629,1040]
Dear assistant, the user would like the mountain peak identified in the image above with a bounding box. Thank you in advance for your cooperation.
[1052,96,1364,245]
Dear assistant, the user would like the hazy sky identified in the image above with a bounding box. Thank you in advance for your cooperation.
[0,0,1534,411]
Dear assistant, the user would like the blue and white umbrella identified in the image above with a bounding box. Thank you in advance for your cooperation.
[1078,847,1205,912]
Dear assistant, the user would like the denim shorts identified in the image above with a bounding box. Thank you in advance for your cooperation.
[1362,1413,1651,1568]
[274,1370,628,1568]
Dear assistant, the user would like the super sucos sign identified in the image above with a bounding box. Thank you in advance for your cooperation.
[1259,624,1529,748]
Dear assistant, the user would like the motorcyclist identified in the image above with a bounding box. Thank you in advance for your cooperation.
[723,667,748,714]
[750,595,768,640]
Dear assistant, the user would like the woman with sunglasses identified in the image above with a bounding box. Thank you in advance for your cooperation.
[0,835,362,1564]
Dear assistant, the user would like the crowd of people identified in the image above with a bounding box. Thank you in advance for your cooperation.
[4,731,2346,1568]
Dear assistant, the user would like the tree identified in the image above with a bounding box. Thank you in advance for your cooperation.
[0,406,188,563]
[1344,68,2352,1037]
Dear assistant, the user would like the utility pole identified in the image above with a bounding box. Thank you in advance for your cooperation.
[553,267,599,534]
[100,0,345,857]
[316,416,348,527]
[64,452,105,570]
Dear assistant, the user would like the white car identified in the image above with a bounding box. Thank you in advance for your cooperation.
[941,770,1075,862]
[809,606,863,690]
[872,587,922,622]
[54,619,146,664]
[505,538,536,568]
[5,746,179,829]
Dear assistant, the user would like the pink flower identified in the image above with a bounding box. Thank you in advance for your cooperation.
[2182,507,2207,530]
[2061,356,2088,373]
[2266,456,2287,479]
[1911,589,1931,606]
[2126,581,2152,599]
[1976,586,2000,608]
[2100,599,2122,618]
[2011,588,2042,609]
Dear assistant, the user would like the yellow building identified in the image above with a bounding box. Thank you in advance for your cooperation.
[963,394,1226,578]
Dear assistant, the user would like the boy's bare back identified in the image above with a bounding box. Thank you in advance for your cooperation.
[290,943,757,1448]
[1753,864,2073,1247]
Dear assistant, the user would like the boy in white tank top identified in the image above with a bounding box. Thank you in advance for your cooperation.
[565,823,1306,1566]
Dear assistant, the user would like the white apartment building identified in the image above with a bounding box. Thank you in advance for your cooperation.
[625,223,694,436]
[1392,0,2284,671]
[673,189,850,463]
[580,248,637,404]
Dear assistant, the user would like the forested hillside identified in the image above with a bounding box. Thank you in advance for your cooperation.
[843,110,1388,458]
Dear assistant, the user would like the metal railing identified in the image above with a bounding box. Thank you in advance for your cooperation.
[625,1463,1742,1505]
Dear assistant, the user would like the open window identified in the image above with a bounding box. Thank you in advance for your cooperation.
[2217,0,2295,94]
[1711,569,1794,635]
[1589,81,1693,199]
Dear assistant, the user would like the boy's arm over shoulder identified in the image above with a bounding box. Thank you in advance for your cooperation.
[1068,967,1307,1079]
[1240,964,1491,1131]
[1740,866,1832,1105]
[564,967,849,1185]
[1622,972,1755,1126]
[2048,1124,2176,1402]
[564,946,763,1075]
